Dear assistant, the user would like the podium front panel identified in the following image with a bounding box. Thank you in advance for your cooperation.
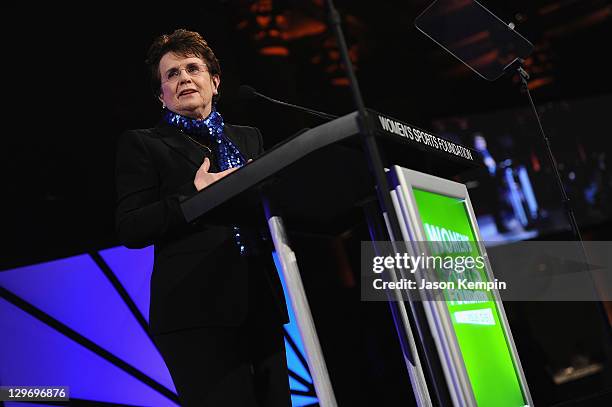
[389,166,533,407]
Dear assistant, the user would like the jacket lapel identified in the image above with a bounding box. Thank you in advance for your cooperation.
[155,122,247,169]
[156,122,207,168]
[222,124,248,159]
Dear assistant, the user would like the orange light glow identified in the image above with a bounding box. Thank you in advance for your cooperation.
[259,46,289,56]
[451,31,490,49]
[331,77,350,86]
[527,77,554,90]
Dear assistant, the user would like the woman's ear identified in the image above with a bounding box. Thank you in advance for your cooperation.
[212,75,221,95]
[158,93,165,108]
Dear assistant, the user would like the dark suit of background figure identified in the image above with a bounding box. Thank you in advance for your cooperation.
[115,121,291,407]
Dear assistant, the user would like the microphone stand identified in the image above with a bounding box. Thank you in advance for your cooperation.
[507,58,612,340]
[506,58,584,243]
[249,88,338,121]
[326,1,451,406]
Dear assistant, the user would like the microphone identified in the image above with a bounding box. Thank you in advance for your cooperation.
[239,85,338,121]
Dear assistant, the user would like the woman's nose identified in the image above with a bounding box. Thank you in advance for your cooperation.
[178,69,192,83]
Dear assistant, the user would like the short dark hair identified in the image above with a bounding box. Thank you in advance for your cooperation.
[145,29,221,102]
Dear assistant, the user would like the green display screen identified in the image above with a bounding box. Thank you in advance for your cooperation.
[413,188,527,407]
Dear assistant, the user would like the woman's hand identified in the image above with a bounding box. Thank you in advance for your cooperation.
[193,157,240,191]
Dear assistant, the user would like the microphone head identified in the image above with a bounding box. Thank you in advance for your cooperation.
[238,85,257,101]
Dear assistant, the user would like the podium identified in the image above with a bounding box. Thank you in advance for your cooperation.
[179,109,531,406]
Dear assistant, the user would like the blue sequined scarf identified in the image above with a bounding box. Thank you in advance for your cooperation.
[163,107,247,255]
[162,107,246,169]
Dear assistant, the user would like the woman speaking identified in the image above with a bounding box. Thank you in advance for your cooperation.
[115,29,290,406]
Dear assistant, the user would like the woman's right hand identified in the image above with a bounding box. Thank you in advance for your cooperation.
[193,157,240,191]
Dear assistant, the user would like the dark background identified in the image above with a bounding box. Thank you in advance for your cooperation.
[3,0,610,269]
[2,1,611,405]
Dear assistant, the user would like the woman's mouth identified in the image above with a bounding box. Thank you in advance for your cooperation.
[178,89,198,97]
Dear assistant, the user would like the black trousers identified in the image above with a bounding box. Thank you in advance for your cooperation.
[154,322,290,406]
[152,256,291,407]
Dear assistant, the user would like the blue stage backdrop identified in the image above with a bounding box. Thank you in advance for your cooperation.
[0,246,319,407]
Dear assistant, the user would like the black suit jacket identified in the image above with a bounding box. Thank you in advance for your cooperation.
[115,121,289,335]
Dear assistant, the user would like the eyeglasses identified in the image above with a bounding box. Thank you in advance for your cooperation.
[162,63,209,83]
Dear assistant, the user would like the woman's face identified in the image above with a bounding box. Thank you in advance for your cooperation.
[158,52,220,119]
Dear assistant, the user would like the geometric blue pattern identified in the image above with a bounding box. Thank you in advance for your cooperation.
[0,248,319,406]
[272,253,312,379]
[0,297,178,406]
[289,376,310,392]
[98,245,154,322]
[0,253,175,393]
[272,253,319,406]
[291,395,322,407]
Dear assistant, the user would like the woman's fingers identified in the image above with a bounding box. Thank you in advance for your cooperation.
[215,167,239,181]
[201,157,211,172]
[194,162,243,191]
